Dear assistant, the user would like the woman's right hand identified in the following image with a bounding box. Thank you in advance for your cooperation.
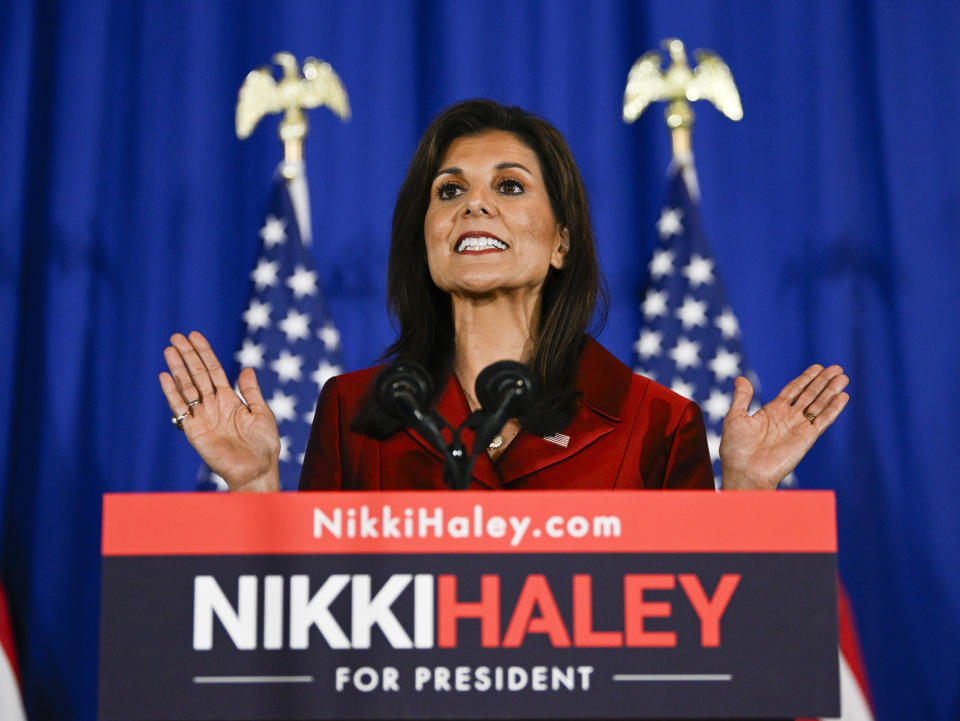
[159,331,280,492]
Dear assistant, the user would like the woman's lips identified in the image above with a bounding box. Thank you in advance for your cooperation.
[455,233,509,253]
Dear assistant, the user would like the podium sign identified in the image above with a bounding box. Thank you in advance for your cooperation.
[100,491,838,720]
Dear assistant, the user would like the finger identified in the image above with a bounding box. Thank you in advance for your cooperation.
[727,376,754,417]
[188,330,231,390]
[237,367,269,412]
[170,332,216,399]
[812,391,850,433]
[795,364,844,411]
[776,364,823,404]
[159,371,188,415]
[803,373,850,418]
[164,344,200,405]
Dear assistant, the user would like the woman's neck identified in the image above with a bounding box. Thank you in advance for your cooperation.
[451,292,540,397]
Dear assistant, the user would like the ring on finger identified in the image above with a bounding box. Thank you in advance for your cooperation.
[172,411,190,430]
[804,411,817,424]
[187,399,201,413]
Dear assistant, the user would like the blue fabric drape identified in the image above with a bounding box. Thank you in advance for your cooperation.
[2,1,958,719]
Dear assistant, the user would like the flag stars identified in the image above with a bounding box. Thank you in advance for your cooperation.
[287,265,318,299]
[267,389,297,423]
[676,296,708,329]
[671,378,695,399]
[278,436,292,463]
[251,258,279,290]
[243,298,271,333]
[634,330,663,359]
[259,215,287,248]
[270,349,304,383]
[303,400,318,424]
[703,389,732,423]
[235,339,265,369]
[669,338,701,370]
[649,249,675,279]
[318,323,341,351]
[278,308,311,343]
[716,308,740,339]
[311,359,342,391]
[657,207,684,239]
[682,254,715,287]
[642,289,668,319]
[709,348,741,383]
[706,430,722,463]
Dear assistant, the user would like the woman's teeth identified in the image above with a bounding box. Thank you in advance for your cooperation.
[456,236,508,252]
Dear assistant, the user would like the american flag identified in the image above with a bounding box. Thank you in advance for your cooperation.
[199,165,343,491]
[632,161,766,489]
[634,161,874,721]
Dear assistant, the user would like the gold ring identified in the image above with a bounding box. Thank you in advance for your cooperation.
[804,412,817,424]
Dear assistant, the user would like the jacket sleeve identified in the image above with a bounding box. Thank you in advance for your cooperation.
[661,400,715,490]
[298,377,343,490]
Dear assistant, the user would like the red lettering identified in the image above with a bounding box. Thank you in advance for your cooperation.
[502,575,571,647]
[572,575,623,647]
[437,574,500,648]
[678,573,740,647]
[624,574,676,647]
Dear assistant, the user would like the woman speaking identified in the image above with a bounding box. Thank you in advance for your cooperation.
[159,100,849,493]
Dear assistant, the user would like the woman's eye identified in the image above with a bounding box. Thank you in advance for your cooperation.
[436,182,464,200]
[498,178,524,195]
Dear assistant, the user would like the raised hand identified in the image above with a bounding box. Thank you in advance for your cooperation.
[719,364,849,490]
[159,331,280,492]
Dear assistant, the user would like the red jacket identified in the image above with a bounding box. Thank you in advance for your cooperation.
[299,340,713,491]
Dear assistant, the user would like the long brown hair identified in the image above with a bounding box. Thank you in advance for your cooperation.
[353,99,607,437]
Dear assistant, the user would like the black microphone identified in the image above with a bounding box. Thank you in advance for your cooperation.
[472,361,538,450]
[374,362,447,454]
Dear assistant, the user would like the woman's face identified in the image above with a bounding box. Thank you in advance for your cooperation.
[424,130,568,299]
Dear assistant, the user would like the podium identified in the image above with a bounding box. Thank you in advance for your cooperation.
[99,490,839,720]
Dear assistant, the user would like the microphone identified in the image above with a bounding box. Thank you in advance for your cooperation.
[374,362,447,454]
[472,361,538,450]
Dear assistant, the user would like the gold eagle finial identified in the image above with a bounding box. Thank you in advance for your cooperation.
[236,52,350,167]
[623,38,742,159]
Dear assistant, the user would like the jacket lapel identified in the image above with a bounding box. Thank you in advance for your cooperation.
[499,340,633,485]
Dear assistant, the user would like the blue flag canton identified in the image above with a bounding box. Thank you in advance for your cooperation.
[200,177,343,491]
[632,169,760,485]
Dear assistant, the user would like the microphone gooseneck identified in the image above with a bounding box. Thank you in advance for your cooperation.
[372,359,538,490]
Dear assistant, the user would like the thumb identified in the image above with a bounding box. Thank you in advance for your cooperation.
[237,367,268,411]
[727,376,754,418]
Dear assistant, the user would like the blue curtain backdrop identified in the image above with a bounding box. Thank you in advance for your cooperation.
[1,1,958,719]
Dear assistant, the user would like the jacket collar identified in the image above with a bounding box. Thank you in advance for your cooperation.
[402,338,632,488]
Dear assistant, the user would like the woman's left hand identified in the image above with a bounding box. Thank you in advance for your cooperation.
[719,364,849,490]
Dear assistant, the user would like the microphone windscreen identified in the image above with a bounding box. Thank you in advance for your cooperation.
[374,361,434,420]
[475,361,537,416]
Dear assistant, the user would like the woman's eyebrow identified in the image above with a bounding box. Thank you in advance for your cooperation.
[433,166,462,180]
[433,162,533,182]
[495,162,532,174]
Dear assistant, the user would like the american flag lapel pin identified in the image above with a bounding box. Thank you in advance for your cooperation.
[542,433,571,448]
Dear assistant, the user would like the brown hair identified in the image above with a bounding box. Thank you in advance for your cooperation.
[353,99,607,437]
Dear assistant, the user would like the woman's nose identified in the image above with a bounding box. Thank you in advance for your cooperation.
[463,188,495,216]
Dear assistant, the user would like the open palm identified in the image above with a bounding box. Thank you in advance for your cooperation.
[160,331,280,492]
[720,365,849,490]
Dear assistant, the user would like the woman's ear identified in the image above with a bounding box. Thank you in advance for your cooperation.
[551,226,570,269]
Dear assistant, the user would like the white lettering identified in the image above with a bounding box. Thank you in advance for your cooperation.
[313,508,341,538]
[351,575,412,649]
[193,575,257,650]
[509,516,531,546]
[289,574,350,649]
